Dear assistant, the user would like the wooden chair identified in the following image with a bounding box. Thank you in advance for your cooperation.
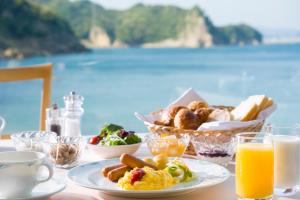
[0,63,53,137]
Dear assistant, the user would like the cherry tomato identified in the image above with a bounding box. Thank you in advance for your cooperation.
[89,136,100,145]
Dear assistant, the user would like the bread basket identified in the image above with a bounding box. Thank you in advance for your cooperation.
[144,118,265,155]
[135,89,275,156]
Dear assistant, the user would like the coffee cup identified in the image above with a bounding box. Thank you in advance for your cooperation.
[0,151,53,198]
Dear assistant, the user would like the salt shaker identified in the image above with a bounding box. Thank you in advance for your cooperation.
[46,104,63,136]
[63,91,84,137]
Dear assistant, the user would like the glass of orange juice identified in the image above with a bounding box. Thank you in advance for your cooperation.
[236,132,274,200]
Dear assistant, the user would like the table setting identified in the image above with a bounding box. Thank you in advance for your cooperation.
[0,89,299,200]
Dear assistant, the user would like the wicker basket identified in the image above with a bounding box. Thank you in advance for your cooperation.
[145,114,265,156]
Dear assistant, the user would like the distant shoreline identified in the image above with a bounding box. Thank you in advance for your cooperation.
[1,43,300,62]
[263,36,300,45]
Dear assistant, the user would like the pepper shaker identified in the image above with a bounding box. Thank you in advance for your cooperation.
[46,104,63,136]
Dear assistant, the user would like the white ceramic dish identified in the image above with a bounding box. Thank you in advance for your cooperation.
[0,178,65,200]
[68,158,230,198]
[87,142,142,159]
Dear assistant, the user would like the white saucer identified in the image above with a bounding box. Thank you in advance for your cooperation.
[0,178,66,200]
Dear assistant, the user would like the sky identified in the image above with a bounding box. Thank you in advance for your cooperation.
[93,0,300,32]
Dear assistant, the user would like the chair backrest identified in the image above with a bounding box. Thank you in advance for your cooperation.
[0,63,53,130]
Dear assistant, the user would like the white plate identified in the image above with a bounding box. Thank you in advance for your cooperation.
[0,178,66,200]
[68,158,230,198]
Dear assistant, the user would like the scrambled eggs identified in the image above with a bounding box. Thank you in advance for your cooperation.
[118,167,175,190]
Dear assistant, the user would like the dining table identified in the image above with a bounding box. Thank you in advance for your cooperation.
[0,138,299,200]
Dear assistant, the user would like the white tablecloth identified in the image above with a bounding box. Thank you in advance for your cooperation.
[0,140,299,200]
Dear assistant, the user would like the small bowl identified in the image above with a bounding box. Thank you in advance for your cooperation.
[145,133,190,157]
[191,133,235,165]
[43,136,86,168]
[11,131,57,152]
[87,142,142,159]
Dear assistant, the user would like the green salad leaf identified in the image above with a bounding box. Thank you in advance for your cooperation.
[124,134,141,144]
[99,123,123,140]
[99,135,126,146]
[107,137,127,146]
[97,123,141,146]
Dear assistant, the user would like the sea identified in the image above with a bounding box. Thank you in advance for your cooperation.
[0,44,300,135]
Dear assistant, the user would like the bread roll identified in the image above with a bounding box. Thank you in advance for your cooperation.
[208,109,231,121]
[155,106,186,126]
[174,109,202,130]
[194,108,212,124]
[187,101,208,111]
[168,106,186,119]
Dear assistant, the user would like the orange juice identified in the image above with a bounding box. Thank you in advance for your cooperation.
[236,143,274,199]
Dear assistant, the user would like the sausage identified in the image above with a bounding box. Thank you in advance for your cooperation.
[120,153,158,170]
[107,165,132,182]
[102,164,125,177]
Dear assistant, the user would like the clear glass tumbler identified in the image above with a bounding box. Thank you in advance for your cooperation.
[266,126,300,196]
[236,132,274,200]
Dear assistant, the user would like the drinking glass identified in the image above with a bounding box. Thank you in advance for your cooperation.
[236,132,274,200]
[0,116,5,133]
[266,125,300,196]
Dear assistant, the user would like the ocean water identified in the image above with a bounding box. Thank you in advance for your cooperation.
[0,44,300,135]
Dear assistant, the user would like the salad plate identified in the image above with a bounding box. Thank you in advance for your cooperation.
[87,124,142,158]
[68,158,230,198]
[87,142,142,159]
